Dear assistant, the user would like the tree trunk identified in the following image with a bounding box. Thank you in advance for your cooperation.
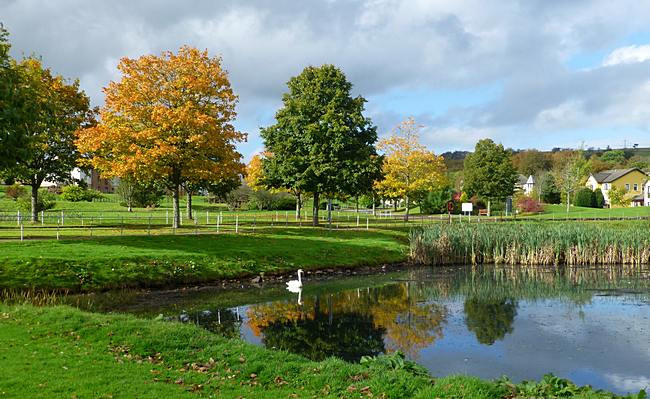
[394,200,398,212]
[404,196,410,222]
[566,191,570,213]
[312,192,320,226]
[30,184,38,223]
[295,192,301,220]
[186,191,193,220]
[355,196,359,213]
[127,202,132,212]
[372,193,376,216]
[172,184,181,228]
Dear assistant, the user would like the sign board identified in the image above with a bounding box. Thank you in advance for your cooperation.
[461,202,473,213]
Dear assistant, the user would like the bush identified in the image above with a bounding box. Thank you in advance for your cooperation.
[225,186,252,210]
[17,189,56,213]
[5,184,26,200]
[248,190,275,210]
[420,187,453,214]
[516,196,543,213]
[593,188,605,208]
[573,188,595,208]
[61,185,103,202]
[272,196,297,210]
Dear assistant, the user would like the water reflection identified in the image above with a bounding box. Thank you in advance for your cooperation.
[68,265,650,395]
[464,298,517,345]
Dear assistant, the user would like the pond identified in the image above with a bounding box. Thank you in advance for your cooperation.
[69,265,650,395]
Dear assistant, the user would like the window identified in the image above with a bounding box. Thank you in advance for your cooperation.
[634,184,638,191]
[625,184,630,191]
[603,183,609,190]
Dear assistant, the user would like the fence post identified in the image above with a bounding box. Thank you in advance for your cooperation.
[61,210,64,225]
[206,211,209,225]
[285,211,288,226]
[356,214,360,227]
[17,210,20,226]
[41,211,44,226]
[148,216,152,236]
[366,217,369,231]
[253,216,256,232]
[166,210,169,225]
[216,213,220,233]
[20,223,24,241]
[194,217,198,235]
[56,223,60,240]
[121,216,124,236]
[235,215,239,233]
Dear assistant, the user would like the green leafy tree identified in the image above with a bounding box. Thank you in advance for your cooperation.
[420,185,453,214]
[0,25,31,171]
[600,150,626,166]
[9,58,94,222]
[463,139,517,215]
[261,65,382,226]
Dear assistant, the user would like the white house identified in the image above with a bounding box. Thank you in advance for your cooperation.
[516,175,536,196]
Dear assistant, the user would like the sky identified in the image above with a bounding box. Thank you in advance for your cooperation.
[3,0,650,161]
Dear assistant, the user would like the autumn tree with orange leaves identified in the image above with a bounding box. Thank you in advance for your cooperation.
[375,117,447,221]
[77,46,246,227]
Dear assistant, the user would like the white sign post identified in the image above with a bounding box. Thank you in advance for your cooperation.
[461,202,473,221]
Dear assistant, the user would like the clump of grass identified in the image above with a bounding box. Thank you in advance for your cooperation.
[0,288,65,306]
[410,223,650,266]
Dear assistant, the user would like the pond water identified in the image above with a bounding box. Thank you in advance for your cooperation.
[70,265,650,395]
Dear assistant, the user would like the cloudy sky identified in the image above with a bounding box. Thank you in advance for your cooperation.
[4,0,650,160]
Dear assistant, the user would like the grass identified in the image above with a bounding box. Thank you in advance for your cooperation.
[536,204,650,219]
[0,228,408,292]
[0,304,641,398]
[410,221,650,266]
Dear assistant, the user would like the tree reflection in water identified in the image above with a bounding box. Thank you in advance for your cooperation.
[247,282,448,361]
[171,308,243,339]
[464,297,517,345]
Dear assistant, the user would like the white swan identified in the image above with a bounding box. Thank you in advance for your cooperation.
[286,269,303,291]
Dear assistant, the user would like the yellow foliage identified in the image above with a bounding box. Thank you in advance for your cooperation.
[76,46,246,187]
[245,154,265,191]
[375,117,447,202]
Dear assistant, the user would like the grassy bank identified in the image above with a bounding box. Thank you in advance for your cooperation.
[0,229,407,292]
[0,304,640,398]
[410,222,650,266]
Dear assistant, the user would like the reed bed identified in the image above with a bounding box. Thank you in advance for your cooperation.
[409,222,650,266]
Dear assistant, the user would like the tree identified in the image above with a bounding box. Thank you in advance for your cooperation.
[512,149,551,176]
[245,153,266,191]
[0,25,30,171]
[260,65,381,226]
[553,151,587,212]
[77,46,246,228]
[608,185,631,207]
[600,150,626,166]
[463,139,517,215]
[420,185,454,214]
[593,188,605,208]
[375,117,447,221]
[9,58,93,222]
[540,174,561,204]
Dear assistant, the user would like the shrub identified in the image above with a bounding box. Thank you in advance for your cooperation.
[17,189,56,213]
[608,186,631,207]
[420,187,453,214]
[248,190,275,210]
[225,186,252,210]
[593,188,605,208]
[5,183,26,200]
[573,188,595,208]
[515,196,543,213]
[61,185,103,202]
[272,196,297,210]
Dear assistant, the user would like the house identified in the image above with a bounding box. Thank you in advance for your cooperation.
[516,175,535,196]
[40,168,118,194]
[585,168,648,207]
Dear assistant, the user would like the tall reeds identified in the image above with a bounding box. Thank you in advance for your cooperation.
[410,223,650,266]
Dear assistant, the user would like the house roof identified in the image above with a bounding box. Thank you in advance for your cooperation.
[517,174,528,185]
[591,168,645,183]
[526,175,535,184]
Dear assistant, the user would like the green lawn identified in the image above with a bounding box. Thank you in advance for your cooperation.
[536,204,650,219]
[0,304,635,399]
[0,229,408,292]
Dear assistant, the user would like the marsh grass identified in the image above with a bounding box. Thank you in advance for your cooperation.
[410,222,650,266]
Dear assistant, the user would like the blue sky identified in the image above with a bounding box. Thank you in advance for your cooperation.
[4,0,650,160]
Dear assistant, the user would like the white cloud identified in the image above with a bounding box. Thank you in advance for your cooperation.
[604,44,650,66]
